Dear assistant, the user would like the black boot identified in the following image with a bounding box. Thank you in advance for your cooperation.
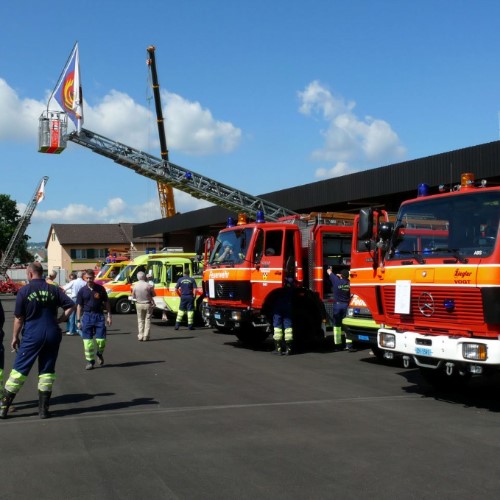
[0,390,16,419]
[38,391,52,419]
[272,340,283,355]
[284,341,293,356]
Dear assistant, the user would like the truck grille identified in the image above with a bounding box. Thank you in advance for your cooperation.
[213,281,251,301]
[383,286,483,325]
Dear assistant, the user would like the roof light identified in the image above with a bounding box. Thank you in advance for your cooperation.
[256,210,265,223]
[461,172,475,189]
[237,213,248,225]
[226,217,236,227]
[417,183,430,197]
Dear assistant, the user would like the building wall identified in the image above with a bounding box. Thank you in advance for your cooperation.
[46,227,64,276]
[47,229,162,275]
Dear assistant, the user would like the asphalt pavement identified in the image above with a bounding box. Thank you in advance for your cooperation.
[1,293,500,500]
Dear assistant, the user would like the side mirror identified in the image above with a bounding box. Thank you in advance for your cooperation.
[358,207,373,240]
[194,235,204,256]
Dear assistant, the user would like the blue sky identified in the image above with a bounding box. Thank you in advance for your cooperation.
[1,0,500,242]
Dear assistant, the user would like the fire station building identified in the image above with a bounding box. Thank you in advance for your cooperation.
[133,140,500,249]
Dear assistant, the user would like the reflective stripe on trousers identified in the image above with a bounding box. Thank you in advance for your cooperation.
[5,369,27,395]
[273,327,293,342]
[83,338,106,362]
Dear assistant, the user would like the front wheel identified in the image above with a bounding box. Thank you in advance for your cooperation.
[371,346,386,361]
[115,297,133,314]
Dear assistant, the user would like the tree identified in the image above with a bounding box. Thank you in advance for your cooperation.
[0,194,34,265]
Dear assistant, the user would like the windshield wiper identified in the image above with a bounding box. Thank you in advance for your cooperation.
[392,250,425,264]
[432,248,468,263]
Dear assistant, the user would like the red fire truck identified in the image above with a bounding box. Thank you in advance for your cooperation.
[350,172,500,387]
[200,212,354,345]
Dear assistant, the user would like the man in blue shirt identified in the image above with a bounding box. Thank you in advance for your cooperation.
[174,269,197,331]
[76,269,112,370]
[1,262,74,419]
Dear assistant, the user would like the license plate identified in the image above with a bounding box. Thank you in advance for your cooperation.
[214,312,221,320]
[358,335,370,341]
[415,347,432,356]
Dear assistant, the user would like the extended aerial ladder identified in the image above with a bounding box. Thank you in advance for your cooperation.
[146,45,176,218]
[0,176,48,280]
[66,128,298,221]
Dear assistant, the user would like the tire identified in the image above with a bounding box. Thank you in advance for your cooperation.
[371,346,386,361]
[115,297,133,314]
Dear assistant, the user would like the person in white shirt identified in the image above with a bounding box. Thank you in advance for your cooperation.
[63,273,78,335]
[132,271,156,341]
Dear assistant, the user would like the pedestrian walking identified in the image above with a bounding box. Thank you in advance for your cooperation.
[72,271,87,336]
[0,262,75,419]
[327,268,352,350]
[174,268,197,330]
[132,271,155,341]
[76,269,112,370]
[63,272,78,335]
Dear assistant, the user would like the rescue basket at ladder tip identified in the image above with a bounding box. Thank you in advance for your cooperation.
[38,110,68,154]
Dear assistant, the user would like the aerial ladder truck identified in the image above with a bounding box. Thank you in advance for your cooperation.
[38,48,355,345]
[0,176,48,293]
[40,120,354,344]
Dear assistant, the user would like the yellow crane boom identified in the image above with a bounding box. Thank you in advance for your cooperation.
[146,45,176,218]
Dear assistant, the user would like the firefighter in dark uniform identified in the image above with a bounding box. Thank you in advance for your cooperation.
[76,269,112,370]
[327,267,352,350]
[174,268,197,331]
[0,262,74,419]
[272,277,294,356]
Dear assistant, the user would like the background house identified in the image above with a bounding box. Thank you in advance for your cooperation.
[46,223,163,275]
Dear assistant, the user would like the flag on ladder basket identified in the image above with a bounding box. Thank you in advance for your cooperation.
[53,42,84,133]
[36,178,46,204]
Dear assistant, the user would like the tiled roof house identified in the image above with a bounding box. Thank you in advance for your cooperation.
[46,223,162,274]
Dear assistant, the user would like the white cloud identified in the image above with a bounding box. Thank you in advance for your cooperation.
[299,80,406,179]
[0,78,44,142]
[0,78,242,156]
[163,91,241,155]
[24,189,214,240]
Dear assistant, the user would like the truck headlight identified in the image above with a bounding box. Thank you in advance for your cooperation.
[379,331,396,349]
[231,311,242,321]
[462,343,487,361]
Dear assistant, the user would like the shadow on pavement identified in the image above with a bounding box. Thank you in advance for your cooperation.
[101,360,166,368]
[9,393,158,418]
[396,367,500,413]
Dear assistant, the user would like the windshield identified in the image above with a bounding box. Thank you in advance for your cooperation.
[96,264,112,279]
[388,190,500,261]
[115,264,135,281]
[209,228,254,265]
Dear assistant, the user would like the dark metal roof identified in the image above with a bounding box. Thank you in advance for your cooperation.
[134,140,500,240]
